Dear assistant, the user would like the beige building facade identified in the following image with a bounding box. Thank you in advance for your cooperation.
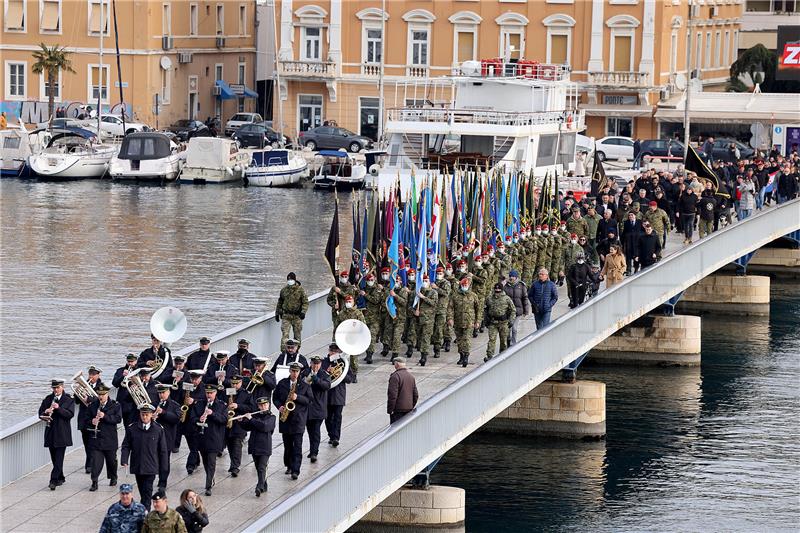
[1,0,258,127]
[272,0,742,141]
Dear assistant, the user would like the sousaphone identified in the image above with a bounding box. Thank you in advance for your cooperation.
[331,319,370,388]
[149,306,187,379]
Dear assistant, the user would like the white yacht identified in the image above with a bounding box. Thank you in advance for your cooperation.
[27,127,117,179]
[374,60,587,194]
[311,150,367,190]
[244,148,308,187]
[1,127,35,178]
[178,137,250,184]
[109,132,184,182]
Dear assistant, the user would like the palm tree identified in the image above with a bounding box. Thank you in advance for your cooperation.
[31,44,75,122]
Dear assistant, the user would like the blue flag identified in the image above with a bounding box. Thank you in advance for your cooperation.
[386,205,400,318]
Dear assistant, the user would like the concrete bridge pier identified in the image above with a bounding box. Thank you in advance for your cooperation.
[679,274,770,316]
[353,485,465,532]
[482,380,606,440]
[590,314,702,366]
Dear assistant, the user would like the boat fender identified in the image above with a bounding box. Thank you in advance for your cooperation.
[369,164,380,177]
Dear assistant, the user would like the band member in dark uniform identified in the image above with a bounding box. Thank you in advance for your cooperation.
[77,365,105,473]
[85,383,121,491]
[241,397,276,497]
[38,378,75,490]
[186,336,212,371]
[120,404,170,511]
[203,351,237,389]
[138,334,171,379]
[270,339,308,379]
[189,384,227,496]
[303,355,330,463]
[182,370,206,474]
[323,343,354,447]
[138,367,160,405]
[224,376,252,477]
[153,383,181,490]
[163,354,188,394]
[245,356,277,401]
[112,353,140,426]
[273,361,311,480]
[230,338,257,377]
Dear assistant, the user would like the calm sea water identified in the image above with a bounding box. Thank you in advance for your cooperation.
[434,282,800,532]
[0,179,355,429]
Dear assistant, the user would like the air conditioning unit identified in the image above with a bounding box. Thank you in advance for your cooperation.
[215,37,226,48]
[162,36,173,50]
[710,5,719,17]
[212,86,222,96]
[660,88,671,101]
[178,52,193,64]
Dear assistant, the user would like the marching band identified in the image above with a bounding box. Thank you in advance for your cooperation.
[38,307,360,504]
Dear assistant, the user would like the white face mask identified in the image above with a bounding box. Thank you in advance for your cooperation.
[475,261,482,267]
[536,230,542,236]
[560,226,566,231]
[458,267,467,273]
[446,269,453,276]
[577,259,585,264]
[381,273,389,281]
[460,285,469,292]
[287,279,295,286]
[437,274,445,281]
[345,302,354,309]
[367,280,375,287]
[339,277,348,285]
[551,230,558,236]
[571,239,577,245]
[513,238,519,243]
[489,250,495,257]
[422,282,430,289]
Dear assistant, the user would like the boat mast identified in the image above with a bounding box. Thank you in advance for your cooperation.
[683,0,693,164]
[97,0,104,137]
[271,0,284,142]
[378,0,385,144]
[112,0,125,133]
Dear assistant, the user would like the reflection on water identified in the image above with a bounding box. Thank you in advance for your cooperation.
[434,283,799,532]
[1,179,357,428]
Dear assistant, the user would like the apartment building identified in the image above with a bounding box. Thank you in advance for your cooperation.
[1,0,257,127]
[271,0,741,141]
[739,0,796,52]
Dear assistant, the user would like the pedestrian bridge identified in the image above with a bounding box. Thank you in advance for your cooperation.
[0,200,797,532]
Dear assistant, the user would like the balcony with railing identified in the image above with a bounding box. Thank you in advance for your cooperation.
[361,64,381,77]
[406,66,429,78]
[278,60,336,78]
[582,71,651,88]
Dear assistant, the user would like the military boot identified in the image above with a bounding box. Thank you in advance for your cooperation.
[419,354,427,366]
[390,352,398,363]
[483,354,493,363]
[380,347,389,357]
[472,328,479,338]
[365,350,373,364]
[443,340,451,352]
[461,354,469,368]
[433,348,440,358]
[405,345,413,357]
[456,352,465,365]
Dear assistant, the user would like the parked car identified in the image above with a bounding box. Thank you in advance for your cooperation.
[98,114,148,136]
[224,112,263,136]
[638,139,706,161]
[232,122,290,148]
[167,119,212,142]
[595,136,634,161]
[710,138,755,162]
[36,118,91,130]
[298,126,373,153]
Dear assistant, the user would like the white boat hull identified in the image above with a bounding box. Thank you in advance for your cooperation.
[246,163,307,187]
[179,166,244,183]
[109,155,182,181]
[28,148,116,179]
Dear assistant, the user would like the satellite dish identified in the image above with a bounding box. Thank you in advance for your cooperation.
[160,56,172,70]
[674,73,687,91]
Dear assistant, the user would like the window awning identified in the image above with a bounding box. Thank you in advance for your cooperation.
[579,103,653,118]
[655,91,800,124]
[215,80,238,100]
[243,86,258,99]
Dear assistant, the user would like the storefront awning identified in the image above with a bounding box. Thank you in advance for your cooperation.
[215,80,238,100]
[655,107,800,123]
[243,86,258,99]
[655,90,800,124]
[579,104,653,118]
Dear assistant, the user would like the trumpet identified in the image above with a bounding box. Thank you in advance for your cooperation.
[280,380,297,423]
[179,382,194,423]
[71,371,99,407]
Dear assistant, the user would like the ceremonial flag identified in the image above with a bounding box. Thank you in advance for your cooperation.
[386,205,400,318]
[685,144,726,197]
[324,196,340,281]
[589,148,608,197]
[764,171,778,194]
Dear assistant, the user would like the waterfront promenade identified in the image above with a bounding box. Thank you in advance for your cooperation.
[0,232,709,532]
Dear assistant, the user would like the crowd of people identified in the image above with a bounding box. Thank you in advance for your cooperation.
[35,147,797,531]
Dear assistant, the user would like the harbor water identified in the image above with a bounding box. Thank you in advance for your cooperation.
[1,179,798,530]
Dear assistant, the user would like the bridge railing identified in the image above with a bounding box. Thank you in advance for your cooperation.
[0,289,333,487]
[248,200,800,532]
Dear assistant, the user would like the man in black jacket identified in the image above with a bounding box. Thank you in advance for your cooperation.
[138,335,172,380]
[246,356,277,404]
[242,397,277,497]
[567,253,591,307]
[85,384,121,491]
[112,353,140,426]
[38,378,75,490]
[189,384,228,496]
[186,336,213,371]
[323,343,354,447]
[224,376,252,477]
[621,212,643,274]
[229,338,257,378]
[696,189,717,238]
[677,186,698,244]
[77,365,105,473]
[203,350,237,390]
[120,404,170,511]
[182,370,206,474]
[274,361,311,480]
[153,383,181,489]
[303,355,331,463]
[271,339,309,382]
[636,222,662,269]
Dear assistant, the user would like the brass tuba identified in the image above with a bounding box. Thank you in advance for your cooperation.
[123,368,152,410]
[71,371,99,406]
[149,306,187,380]
[330,319,368,388]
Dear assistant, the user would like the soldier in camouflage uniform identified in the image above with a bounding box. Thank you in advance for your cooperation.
[448,277,481,368]
[470,255,489,337]
[431,266,451,359]
[275,272,310,352]
[443,263,456,352]
[403,269,417,355]
[536,225,551,273]
[326,270,359,340]
[379,266,393,355]
[360,272,386,364]
[336,294,364,374]
[386,275,409,359]
[484,283,516,361]
[522,229,537,286]
[548,226,563,283]
[412,273,438,366]
[642,200,670,248]
[565,206,589,238]
[482,247,497,292]
[494,242,512,284]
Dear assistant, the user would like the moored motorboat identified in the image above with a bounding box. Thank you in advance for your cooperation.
[27,127,117,179]
[311,150,367,190]
[1,127,34,178]
[178,137,250,184]
[244,149,308,187]
[109,132,184,182]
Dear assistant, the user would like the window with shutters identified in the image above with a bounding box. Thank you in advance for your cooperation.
[189,3,197,35]
[162,3,171,36]
[612,35,632,71]
[606,15,638,72]
[543,15,574,66]
[448,11,481,65]
[456,31,476,63]
[216,3,223,34]
[5,61,27,99]
[4,0,26,31]
[714,31,721,67]
[704,31,711,69]
[500,30,523,61]
[40,0,61,33]
[88,0,110,35]
[87,64,110,103]
[548,33,569,64]
[239,4,246,35]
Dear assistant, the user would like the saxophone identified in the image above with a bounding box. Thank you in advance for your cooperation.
[280,380,297,423]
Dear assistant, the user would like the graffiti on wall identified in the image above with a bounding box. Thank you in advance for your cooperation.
[0,100,132,124]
